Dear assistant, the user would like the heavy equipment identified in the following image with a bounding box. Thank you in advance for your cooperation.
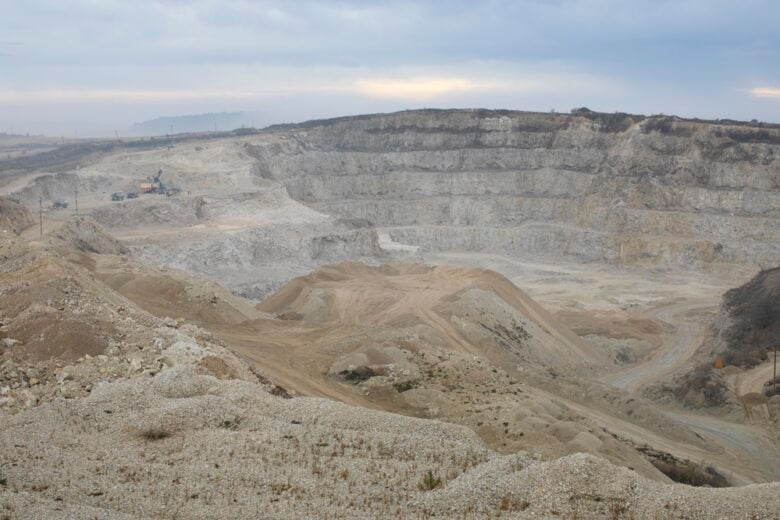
[111,192,126,201]
[139,168,180,196]
[141,169,167,194]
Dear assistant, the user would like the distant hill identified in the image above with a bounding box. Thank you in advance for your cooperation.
[129,111,265,136]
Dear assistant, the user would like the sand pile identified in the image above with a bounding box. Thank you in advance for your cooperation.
[258,261,605,372]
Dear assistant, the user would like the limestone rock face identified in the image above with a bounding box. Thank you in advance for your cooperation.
[249,110,780,270]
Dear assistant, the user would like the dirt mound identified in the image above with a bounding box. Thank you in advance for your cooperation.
[0,232,264,413]
[0,197,33,235]
[95,254,270,327]
[259,261,604,370]
[0,238,124,368]
[229,262,720,480]
[45,215,129,255]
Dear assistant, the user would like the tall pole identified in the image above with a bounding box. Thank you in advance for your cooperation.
[38,197,43,237]
[774,345,777,395]
[75,185,79,216]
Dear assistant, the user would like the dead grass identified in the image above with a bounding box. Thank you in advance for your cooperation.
[134,426,173,441]
[499,496,530,511]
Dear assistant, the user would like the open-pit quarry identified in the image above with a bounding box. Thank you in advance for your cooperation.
[1,109,779,518]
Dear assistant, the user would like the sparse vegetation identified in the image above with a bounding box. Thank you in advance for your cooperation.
[417,470,442,491]
[719,268,780,368]
[639,447,731,488]
[676,363,728,406]
[219,416,242,430]
[136,426,172,441]
[659,460,730,488]
[608,500,630,519]
[339,366,375,383]
[499,496,530,511]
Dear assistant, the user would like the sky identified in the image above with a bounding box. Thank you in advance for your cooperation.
[1,0,780,136]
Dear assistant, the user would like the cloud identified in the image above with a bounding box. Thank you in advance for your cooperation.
[750,87,780,99]
[0,87,330,104]
[354,77,509,101]
[2,1,780,134]
[0,65,618,105]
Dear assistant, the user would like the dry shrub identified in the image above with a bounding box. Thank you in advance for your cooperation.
[135,426,172,441]
[499,496,530,511]
[417,470,442,491]
[653,460,730,488]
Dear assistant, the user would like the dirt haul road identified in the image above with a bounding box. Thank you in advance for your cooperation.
[600,300,780,483]
[602,302,715,392]
[736,361,776,397]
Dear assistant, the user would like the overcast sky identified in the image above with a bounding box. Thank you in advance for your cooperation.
[2,0,780,136]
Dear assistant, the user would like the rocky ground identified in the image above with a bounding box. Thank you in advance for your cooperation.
[0,228,777,518]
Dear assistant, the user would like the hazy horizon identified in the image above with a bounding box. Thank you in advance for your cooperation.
[3,0,780,137]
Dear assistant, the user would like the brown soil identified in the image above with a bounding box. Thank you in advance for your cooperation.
[9,315,112,363]
[0,196,33,235]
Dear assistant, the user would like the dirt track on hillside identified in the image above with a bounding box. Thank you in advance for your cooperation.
[602,302,715,392]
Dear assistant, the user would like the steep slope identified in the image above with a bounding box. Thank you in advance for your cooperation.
[45,215,129,255]
[0,196,33,235]
[0,237,124,366]
[0,234,262,412]
[716,267,780,368]
[249,109,780,271]
[3,109,778,302]
[661,267,780,412]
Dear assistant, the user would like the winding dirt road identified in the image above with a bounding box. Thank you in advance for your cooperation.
[600,300,780,482]
[735,360,775,397]
[602,301,715,392]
